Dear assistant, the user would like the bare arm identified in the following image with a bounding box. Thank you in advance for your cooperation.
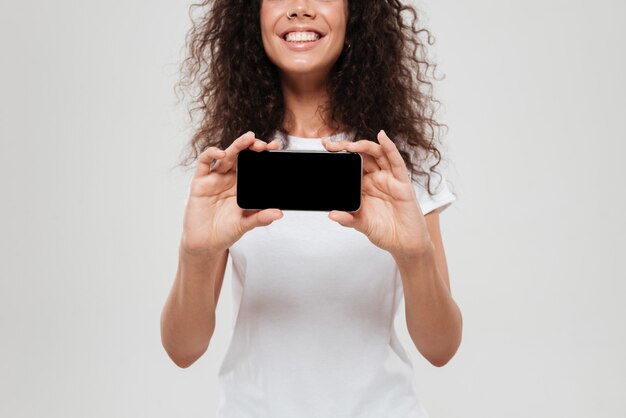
[160,133,281,368]
[395,210,462,367]
[160,245,229,368]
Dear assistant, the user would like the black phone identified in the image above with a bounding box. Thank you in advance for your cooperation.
[236,149,362,212]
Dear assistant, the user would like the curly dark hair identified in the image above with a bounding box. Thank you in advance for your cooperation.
[175,0,453,197]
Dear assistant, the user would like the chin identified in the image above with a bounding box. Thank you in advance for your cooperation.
[278,61,328,75]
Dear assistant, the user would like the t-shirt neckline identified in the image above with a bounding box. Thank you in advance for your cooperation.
[282,131,347,141]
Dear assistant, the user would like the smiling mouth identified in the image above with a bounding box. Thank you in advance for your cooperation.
[280,32,326,43]
[279,36,325,53]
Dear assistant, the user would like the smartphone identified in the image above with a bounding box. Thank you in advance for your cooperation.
[236,149,362,212]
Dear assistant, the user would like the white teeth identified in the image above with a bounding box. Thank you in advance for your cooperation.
[284,31,321,42]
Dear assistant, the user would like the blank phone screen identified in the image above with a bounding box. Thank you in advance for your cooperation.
[236,149,362,212]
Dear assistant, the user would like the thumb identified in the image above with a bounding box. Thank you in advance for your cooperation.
[240,209,283,232]
[329,210,357,228]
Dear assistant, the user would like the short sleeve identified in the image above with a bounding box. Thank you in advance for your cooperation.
[410,157,457,215]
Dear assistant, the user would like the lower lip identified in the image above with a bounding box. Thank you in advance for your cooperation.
[280,35,325,51]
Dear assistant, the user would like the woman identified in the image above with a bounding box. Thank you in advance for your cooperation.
[161,0,463,417]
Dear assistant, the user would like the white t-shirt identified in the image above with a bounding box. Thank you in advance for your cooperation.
[216,132,456,418]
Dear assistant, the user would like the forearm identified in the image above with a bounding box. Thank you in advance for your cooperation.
[160,246,226,368]
[394,244,463,367]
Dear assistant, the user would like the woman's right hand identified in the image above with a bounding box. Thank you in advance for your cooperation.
[180,131,283,255]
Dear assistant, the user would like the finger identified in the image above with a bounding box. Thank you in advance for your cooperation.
[377,130,410,182]
[213,131,257,174]
[250,139,269,151]
[267,138,282,149]
[194,146,227,179]
[345,139,391,171]
[322,138,385,172]
[360,153,380,173]
[214,136,280,173]
[249,138,282,153]
[321,137,351,152]
[328,210,365,232]
[240,208,284,232]
[192,170,236,197]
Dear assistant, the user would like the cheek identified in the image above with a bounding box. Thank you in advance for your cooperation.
[321,7,348,36]
[259,8,281,41]
[258,11,268,35]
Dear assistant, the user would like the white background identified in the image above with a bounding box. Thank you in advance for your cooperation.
[1,1,625,417]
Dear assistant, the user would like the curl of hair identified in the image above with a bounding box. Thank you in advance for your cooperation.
[175,0,453,197]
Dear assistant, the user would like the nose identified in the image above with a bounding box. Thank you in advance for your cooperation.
[286,1,316,19]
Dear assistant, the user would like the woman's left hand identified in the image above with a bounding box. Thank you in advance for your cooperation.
[323,130,433,259]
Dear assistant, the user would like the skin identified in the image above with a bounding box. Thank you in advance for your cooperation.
[323,133,463,366]
[258,0,462,365]
[260,0,349,138]
[162,0,462,368]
